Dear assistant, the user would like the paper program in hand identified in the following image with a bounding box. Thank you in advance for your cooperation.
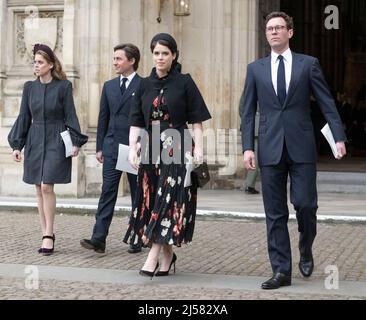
[116,144,138,175]
[60,130,73,157]
[321,123,339,159]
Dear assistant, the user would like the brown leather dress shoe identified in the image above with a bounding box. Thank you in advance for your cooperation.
[261,273,291,290]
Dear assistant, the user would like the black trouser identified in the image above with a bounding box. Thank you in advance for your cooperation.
[92,156,137,243]
[260,144,318,276]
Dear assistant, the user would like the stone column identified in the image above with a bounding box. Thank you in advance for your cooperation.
[77,0,101,196]
[232,0,258,130]
[0,0,7,119]
[0,0,7,193]
[63,0,86,197]
[63,0,78,80]
[232,0,259,180]
[80,0,101,130]
[0,0,5,81]
[80,0,136,197]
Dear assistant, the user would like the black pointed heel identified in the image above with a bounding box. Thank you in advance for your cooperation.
[139,262,159,279]
[41,235,55,256]
[38,234,55,253]
[155,253,177,277]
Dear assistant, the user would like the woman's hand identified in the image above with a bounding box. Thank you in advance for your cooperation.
[193,146,204,164]
[141,235,149,246]
[192,123,204,164]
[12,150,21,162]
[72,146,79,157]
[128,144,140,170]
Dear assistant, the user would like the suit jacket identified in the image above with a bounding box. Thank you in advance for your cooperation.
[240,52,346,166]
[96,74,141,159]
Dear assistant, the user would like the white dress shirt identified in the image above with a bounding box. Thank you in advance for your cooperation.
[271,48,292,95]
[120,72,136,90]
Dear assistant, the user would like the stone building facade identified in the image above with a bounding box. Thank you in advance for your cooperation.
[0,0,269,197]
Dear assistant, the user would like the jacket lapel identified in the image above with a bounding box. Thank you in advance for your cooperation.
[283,52,305,108]
[261,56,279,103]
[116,74,140,113]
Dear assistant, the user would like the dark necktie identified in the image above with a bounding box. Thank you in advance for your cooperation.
[277,55,287,106]
[120,77,128,96]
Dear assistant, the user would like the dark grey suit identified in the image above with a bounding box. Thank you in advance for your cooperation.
[240,52,346,275]
[92,74,141,244]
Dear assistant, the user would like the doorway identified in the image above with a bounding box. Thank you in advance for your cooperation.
[260,0,366,171]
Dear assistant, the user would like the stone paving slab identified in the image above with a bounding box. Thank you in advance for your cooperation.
[1,264,365,299]
[1,277,363,300]
[0,210,365,300]
[0,211,365,281]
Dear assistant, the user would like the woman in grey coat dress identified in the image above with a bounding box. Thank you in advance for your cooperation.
[8,44,88,255]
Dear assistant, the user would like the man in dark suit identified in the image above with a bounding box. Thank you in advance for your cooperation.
[240,12,347,289]
[81,43,142,254]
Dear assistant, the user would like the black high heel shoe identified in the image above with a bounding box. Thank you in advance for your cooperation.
[38,234,55,253]
[41,235,55,256]
[139,262,159,279]
[155,253,177,276]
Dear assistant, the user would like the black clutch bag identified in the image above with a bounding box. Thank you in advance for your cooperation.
[191,162,210,188]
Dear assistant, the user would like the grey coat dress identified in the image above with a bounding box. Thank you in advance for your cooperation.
[8,78,88,184]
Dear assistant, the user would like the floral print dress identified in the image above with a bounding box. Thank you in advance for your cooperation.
[123,86,198,247]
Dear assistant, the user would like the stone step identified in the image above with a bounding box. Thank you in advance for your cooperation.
[211,170,366,193]
[316,171,366,193]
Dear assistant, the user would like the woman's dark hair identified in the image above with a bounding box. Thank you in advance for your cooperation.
[150,33,181,73]
[150,39,177,55]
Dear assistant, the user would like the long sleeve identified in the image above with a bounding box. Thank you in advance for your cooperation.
[8,81,32,151]
[63,81,88,147]
[128,80,145,128]
[240,63,258,152]
[185,74,211,124]
[310,58,346,142]
[96,83,109,152]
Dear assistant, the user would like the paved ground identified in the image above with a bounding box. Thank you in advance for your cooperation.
[0,206,365,301]
[2,190,366,219]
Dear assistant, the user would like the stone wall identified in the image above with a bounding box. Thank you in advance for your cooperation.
[0,0,259,197]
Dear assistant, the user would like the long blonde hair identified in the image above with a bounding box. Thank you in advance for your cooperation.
[35,50,67,80]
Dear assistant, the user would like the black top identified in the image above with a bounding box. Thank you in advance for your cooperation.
[129,68,211,130]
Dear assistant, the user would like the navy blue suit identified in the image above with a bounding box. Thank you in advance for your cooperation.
[92,74,141,244]
[240,52,346,276]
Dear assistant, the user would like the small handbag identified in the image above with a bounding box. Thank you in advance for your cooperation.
[191,162,210,188]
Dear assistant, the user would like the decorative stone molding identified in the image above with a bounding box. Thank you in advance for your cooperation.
[7,0,64,6]
[2,6,63,126]
[16,11,63,65]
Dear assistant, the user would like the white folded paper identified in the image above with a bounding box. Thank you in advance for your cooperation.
[116,144,138,175]
[184,152,194,187]
[60,130,73,157]
[321,123,339,159]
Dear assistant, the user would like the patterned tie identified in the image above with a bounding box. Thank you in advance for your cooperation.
[120,77,128,96]
[277,55,287,106]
